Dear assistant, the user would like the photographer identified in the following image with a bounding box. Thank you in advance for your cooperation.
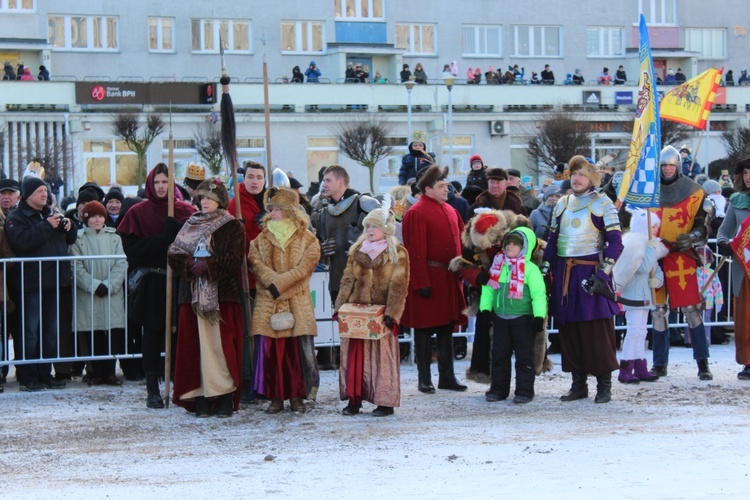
[5,176,77,392]
[305,60,322,83]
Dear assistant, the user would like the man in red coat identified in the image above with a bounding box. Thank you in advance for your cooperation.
[226,160,266,402]
[402,165,468,393]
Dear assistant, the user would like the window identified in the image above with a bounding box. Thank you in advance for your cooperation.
[281,21,325,53]
[334,0,383,19]
[587,27,624,57]
[395,24,436,55]
[191,19,251,53]
[83,140,137,187]
[307,137,338,185]
[1,0,34,11]
[441,135,474,176]
[512,26,561,57]
[462,25,502,57]
[48,15,119,51]
[639,0,677,25]
[148,17,174,52]
[685,28,726,59]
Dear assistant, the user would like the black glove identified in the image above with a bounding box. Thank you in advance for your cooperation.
[268,284,281,299]
[674,233,695,252]
[478,310,494,323]
[320,238,336,257]
[417,287,432,299]
[164,216,183,241]
[94,283,108,297]
[476,271,490,286]
[718,240,733,257]
[384,315,395,328]
[531,317,545,333]
[589,274,611,295]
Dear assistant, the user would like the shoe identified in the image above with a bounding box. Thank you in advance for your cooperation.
[342,403,361,416]
[738,366,750,380]
[372,406,394,417]
[195,396,211,418]
[697,359,713,381]
[435,332,467,391]
[437,380,468,391]
[239,379,254,404]
[594,374,612,403]
[418,381,436,393]
[86,377,104,387]
[513,395,533,404]
[216,393,234,418]
[104,375,123,386]
[40,378,66,389]
[266,399,284,414]
[19,381,45,392]
[650,365,668,377]
[54,373,72,382]
[560,373,588,401]
[290,397,306,413]
[145,372,165,409]
[617,360,640,384]
[485,392,507,402]
[633,359,659,382]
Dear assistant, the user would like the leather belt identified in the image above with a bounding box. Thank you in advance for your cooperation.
[562,258,598,299]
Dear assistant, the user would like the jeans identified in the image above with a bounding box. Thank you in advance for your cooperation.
[16,290,61,384]
[653,323,709,367]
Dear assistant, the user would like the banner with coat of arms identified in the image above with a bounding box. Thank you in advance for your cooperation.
[660,68,723,130]
[729,213,750,281]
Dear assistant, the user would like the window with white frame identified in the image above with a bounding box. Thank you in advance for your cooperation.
[83,140,137,187]
[395,24,436,55]
[334,0,383,19]
[148,17,174,52]
[512,25,561,57]
[586,27,624,57]
[191,19,251,53]
[281,21,325,53]
[1,0,34,11]
[462,25,502,57]
[48,15,119,51]
[638,0,677,25]
[307,137,338,185]
[685,28,726,59]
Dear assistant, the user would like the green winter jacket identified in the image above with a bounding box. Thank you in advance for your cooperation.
[479,226,547,319]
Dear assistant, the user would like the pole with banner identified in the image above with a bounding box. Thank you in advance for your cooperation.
[163,104,175,408]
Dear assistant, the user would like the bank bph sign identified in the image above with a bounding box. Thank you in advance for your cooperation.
[76,82,215,105]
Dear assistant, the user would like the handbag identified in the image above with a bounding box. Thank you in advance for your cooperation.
[270,301,295,331]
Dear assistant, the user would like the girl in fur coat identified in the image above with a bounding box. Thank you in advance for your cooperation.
[334,208,409,417]
[613,208,667,383]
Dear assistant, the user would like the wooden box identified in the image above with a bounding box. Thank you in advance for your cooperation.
[337,303,388,340]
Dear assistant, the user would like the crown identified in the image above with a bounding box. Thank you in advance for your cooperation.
[185,163,206,181]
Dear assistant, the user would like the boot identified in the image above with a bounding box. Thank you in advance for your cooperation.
[266,398,284,414]
[594,374,612,403]
[290,397,306,413]
[650,365,668,377]
[436,332,467,391]
[217,392,235,418]
[738,365,750,380]
[697,359,713,381]
[633,359,659,382]
[560,372,588,401]
[414,331,435,394]
[195,396,210,418]
[617,360,640,384]
[239,379,254,404]
[145,372,164,409]
[372,405,394,417]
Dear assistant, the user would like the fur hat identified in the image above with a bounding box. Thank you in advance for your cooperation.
[184,163,206,189]
[464,210,508,250]
[485,167,508,181]
[80,200,107,225]
[196,178,230,209]
[733,157,750,191]
[417,165,449,192]
[568,155,601,188]
[363,208,396,237]
[21,175,47,200]
[265,187,299,212]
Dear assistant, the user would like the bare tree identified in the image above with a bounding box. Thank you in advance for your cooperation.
[660,119,694,149]
[23,138,73,197]
[194,124,225,176]
[720,127,750,163]
[527,110,592,175]
[111,113,164,189]
[332,117,393,193]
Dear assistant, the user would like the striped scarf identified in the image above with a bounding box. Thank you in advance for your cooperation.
[487,252,525,299]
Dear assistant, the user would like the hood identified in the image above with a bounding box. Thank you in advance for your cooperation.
[501,226,537,260]
[309,60,316,66]
[407,141,427,155]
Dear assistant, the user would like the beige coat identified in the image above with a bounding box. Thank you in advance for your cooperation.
[248,221,320,338]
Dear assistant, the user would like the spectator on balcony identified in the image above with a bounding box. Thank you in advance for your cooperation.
[450,61,459,77]
[486,66,499,85]
[442,64,452,78]
[572,68,584,85]
[400,64,412,83]
[16,63,25,81]
[675,68,687,84]
[541,64,555,84]
[513,65,525,82]
[414,63,427,84]
[290,65,304,83]
[354,64,369,83]
[466,67,476,84]
[739,69,749,86]
[724,70,734,86]
[304,61,321,83]
[345,61,356,83]
[563,73,573,85]
[614,65,627,85]
[38,65,50,81]
[473,67,482,85]
[373,71,387,84]
[530,72,541,84]
[2,61,15,80]
[598,67,612,85]
[19,67,34,81]
[665,69,676,85]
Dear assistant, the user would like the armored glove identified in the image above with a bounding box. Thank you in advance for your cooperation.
[320,238,336,257]
[717,240,733,258]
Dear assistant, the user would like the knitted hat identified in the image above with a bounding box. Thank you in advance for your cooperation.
[416,165,449,192]
[702,180,721,195]
[486,167,508,181]
[80,201,107,225]
[568,155,601,188]
[196,178,230,209]
[78,181,105,201]
[77,188,99,207]
[184,163,206,189]
[503,231,525,248]
[362,208,396,237]
[21,176,47,200]
[104,188,124,205]
[469,154,484,168]
[543,184,561,202]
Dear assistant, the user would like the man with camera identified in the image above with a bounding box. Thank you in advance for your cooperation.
[5,176,77,392]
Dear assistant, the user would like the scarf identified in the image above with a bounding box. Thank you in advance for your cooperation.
[487,252,525,299]
[359,239,388,260]
[267,219,297,249]
[170,210,234,323]
[729,192,750,211]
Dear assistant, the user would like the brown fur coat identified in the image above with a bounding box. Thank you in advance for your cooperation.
[334,245,410,322]
[248,220,321,338]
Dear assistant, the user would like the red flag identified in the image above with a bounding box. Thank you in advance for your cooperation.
[662,253,700,308]
[730,214,750,281]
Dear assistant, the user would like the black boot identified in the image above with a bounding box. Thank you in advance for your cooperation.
[239,379,254,404]
[414,331,435,393]
[738,365,750,380]
[217,392,235,418]
[560,372,588,401]
[195,396,210,418]
[594,374,612,403]
[697,359,713,381]
[436,332,467,391]
[145,372,165,409]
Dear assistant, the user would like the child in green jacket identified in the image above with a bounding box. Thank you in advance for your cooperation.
[479,226,547,403]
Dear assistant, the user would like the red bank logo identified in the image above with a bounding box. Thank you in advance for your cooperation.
[206,85,213,98]
[90,85,106,101]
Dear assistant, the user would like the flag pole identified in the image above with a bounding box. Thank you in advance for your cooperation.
[262,33,273,187]
[163,103,175,408]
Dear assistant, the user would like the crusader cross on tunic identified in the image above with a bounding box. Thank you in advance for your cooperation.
[666,255,696,290]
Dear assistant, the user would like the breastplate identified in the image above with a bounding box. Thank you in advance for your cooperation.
[556,194,603,257]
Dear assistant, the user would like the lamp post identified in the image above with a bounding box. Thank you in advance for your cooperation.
[404,80,415,142]
[444,76,455,167]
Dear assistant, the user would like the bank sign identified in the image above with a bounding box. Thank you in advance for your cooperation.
[76,82,215,105]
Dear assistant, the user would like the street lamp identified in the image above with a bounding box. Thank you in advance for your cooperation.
[404,80,415,142]
[444,76,455,167]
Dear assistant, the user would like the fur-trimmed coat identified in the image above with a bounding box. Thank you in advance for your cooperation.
[470,189,527,218]
[334,245,410,322]
[248,221,320,338]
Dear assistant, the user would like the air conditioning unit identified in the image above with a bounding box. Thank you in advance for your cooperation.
[490,120,505,136]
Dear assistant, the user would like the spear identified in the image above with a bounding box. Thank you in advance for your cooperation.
[164,103,175,408]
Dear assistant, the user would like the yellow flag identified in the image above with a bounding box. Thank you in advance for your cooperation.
[660,68,723,130]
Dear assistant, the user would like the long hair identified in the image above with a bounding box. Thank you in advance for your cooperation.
[349,231,401,264]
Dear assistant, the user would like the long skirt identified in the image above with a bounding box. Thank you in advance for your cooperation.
[559,318,619,376]
[339,334,400,407]
[172,302,243,413]
[254,335,319,401]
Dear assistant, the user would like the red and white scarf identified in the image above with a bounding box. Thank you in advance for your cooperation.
[487,252,525,299]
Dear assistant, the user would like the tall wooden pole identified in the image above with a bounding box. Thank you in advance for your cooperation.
[262,33,273,187]
[164,104,175,408]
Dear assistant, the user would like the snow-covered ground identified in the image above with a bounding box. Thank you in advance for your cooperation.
[2,341,750,499]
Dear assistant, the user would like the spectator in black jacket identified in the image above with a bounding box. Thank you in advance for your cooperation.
[398,141,435,185]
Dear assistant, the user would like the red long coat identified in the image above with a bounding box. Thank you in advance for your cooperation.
[401,195,467,329]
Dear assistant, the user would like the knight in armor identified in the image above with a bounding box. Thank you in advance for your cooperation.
[542,156,623,403]
[650,145,713,380]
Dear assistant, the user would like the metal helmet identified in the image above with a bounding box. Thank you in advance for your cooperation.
[659,145,681,167]
[271,168,291,188]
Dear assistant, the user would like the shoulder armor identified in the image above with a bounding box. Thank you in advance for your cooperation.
[591,194,621,228]
[552,194,570,218]
[359,194,381,213]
